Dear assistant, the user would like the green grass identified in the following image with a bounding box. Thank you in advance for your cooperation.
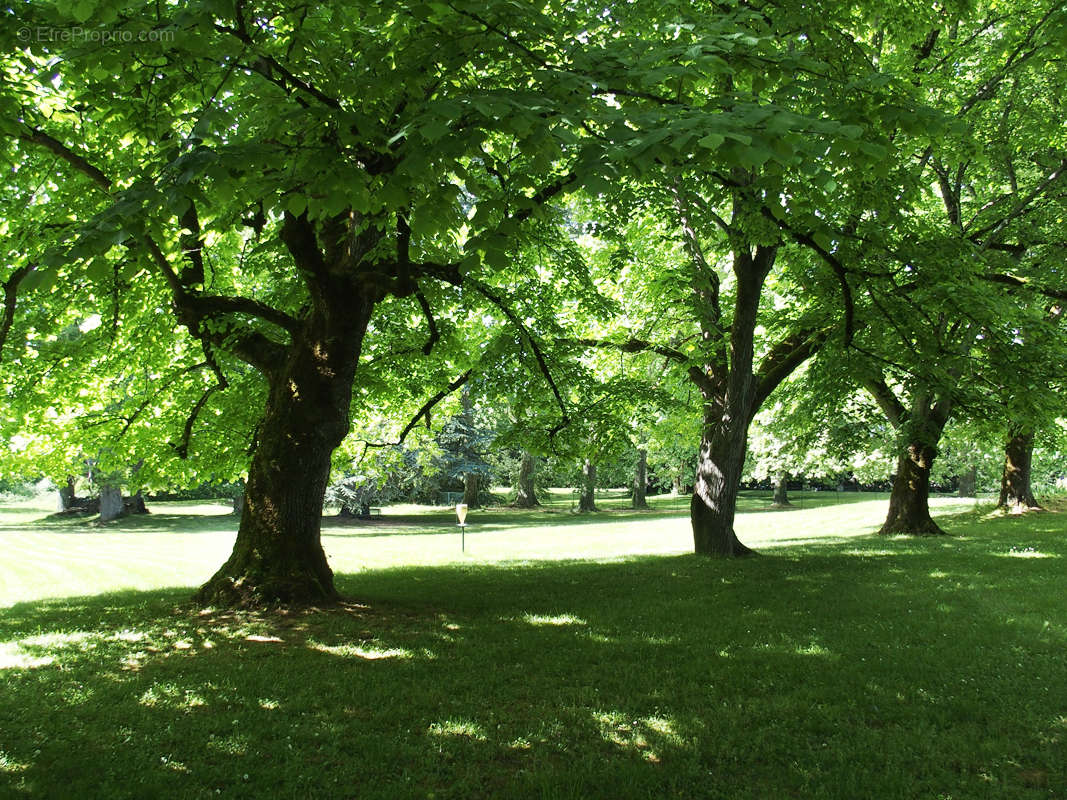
[1,492,1065,798]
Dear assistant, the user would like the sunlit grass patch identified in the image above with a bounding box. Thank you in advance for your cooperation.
[307,640,414,660]
[520,613,588,626]
[139,682,209,711]
[0,642,54,670]
[595,711,686,763]
[427,719,488,740]
[1000,547,1056,558]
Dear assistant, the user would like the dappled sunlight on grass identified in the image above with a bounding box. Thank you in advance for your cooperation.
[595,711,686,763]
[1,492,1066,797]
[139,682,209,711]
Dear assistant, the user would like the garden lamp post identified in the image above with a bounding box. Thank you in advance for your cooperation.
[456,503,468,552]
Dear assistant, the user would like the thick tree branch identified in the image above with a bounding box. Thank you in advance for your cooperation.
[18,129,113,192]
[179,202,206,286]
[1,264,35,361]
[862,376,907,428]
[414,287,440,355]
[214,17,344,110]
[566,336,689,363]
[982,273,1067,302]
[753,326,832,410]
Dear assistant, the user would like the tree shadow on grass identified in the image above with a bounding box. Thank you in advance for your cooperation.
[2,511,1065,799]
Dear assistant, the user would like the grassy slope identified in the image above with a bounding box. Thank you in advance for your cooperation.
[1,492,1064,799]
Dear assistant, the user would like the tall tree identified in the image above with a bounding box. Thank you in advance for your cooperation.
[3,0,594,605]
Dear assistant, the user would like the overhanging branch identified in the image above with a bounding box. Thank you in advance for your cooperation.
[1,263,35,361]
[360,370,472,454]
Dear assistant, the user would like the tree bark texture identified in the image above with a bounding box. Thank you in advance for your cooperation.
[690,248,772,557]
[515,450,538,507]
[998,431,1042,512]
[578,459,597,512]
[632,448,649,509]
[772,473,791,507]
[692,405,755,556]
[880,444,945,535]
[196,292,375,607]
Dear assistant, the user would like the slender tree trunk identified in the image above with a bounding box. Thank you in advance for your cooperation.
[197,295,374,607]
[772,472,791,507]
[998,431,1042,512]
[958,466,977,498]
[463,471,480,509]
[232,493,244,516]
[672,472,683,495]
[99,485,124,522]
[578,459,597,512]
[514,450,538,508]
[632,448,649,509]
[880,443,945,535]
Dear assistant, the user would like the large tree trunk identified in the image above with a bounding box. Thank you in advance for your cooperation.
[690,247,773,557]
[958,465,977,498]
[772,472,791,507]
[99,485,124,522]
[632,448,649,509]
[514,450,538,508]
[196,295,374,607]
[578,459,597,512]
[692,404,755,556]
[463,471,480,509]
[880,443,945,535]
[998,431,1042,512]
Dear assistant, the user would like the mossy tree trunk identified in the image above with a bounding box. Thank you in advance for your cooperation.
[880,443,945,535]
[196,267,376,607]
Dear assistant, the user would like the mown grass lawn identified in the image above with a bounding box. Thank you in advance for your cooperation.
[1,491,1065,799]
